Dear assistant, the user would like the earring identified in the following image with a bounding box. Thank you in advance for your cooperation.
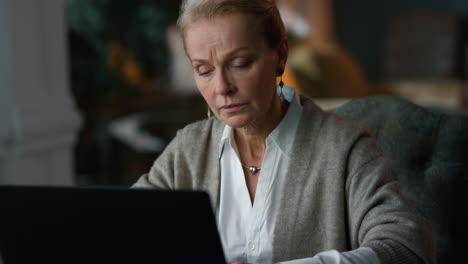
[278,69,285,102]
[207,106,212,118]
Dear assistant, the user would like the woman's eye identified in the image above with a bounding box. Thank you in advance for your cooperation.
[197,66,213,76]
[232,59,251,68]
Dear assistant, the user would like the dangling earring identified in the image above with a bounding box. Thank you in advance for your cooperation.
[278,69,285,102]
[207,106,212,118]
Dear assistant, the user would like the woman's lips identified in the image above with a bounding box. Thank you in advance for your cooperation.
[220,103,247,113]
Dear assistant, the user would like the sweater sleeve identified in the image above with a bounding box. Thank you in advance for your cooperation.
[345,135,436,264]
[278,247,380,264]
[132,131,180,189]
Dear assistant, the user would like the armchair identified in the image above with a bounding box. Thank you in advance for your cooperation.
[331,96,468,263]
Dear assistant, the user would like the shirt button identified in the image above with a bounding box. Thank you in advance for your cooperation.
[248,241,256,251]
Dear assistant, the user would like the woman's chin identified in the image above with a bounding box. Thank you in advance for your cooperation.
[220,114,251,128]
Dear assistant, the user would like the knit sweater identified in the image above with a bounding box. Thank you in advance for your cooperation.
[133,96,436,264]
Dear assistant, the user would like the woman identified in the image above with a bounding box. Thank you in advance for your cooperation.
[134,0,435,263]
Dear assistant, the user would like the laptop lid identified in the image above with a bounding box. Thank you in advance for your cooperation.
[0,186,226,264]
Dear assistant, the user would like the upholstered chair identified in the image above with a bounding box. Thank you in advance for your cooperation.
[331,96,468,263]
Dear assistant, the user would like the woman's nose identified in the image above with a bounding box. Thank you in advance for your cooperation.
[215,70,234,95]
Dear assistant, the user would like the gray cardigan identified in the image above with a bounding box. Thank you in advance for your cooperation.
[134,96,435,264]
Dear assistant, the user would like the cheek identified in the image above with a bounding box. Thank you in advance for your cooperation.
[195,79,215,105]
[249,67,276,95]
[238,65,273,90]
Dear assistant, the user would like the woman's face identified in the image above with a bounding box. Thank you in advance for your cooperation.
[185,13,285,129]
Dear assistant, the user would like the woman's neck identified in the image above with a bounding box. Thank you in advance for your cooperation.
[233,98,289,165]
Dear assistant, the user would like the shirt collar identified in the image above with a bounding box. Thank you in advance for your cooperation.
[218,85,302,158]
[268,85,302,156]
[218,123,232,159]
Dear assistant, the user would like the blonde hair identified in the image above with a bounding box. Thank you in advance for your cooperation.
[177,0,287,51]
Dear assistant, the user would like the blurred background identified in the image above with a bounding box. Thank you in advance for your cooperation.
[1,0,468,187]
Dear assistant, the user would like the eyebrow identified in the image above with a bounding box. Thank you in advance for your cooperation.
[190,47,251,63]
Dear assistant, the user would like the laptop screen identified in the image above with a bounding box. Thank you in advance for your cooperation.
[0,186,226,264]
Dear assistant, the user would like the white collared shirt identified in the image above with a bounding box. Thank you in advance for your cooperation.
[217,86,380,264]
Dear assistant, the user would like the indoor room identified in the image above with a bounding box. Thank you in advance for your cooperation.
[0,0,466,263]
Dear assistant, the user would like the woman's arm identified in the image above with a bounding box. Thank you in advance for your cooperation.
[132,132,180,189]
[344,135,435,264]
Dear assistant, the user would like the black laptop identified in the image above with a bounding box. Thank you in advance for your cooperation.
[0,186,226,264]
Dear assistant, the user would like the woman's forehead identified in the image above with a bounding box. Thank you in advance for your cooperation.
[185,13,265,58]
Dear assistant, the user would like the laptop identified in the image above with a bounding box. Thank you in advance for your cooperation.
[0,186,226,264]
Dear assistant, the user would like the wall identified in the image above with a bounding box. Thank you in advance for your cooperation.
[335,0,468,80]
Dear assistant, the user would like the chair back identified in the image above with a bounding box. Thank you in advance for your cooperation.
[331,96,468,263]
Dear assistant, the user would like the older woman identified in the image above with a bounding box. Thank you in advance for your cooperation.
[134,0,435,263]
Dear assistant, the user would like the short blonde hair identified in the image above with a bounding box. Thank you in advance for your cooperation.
[177,0,287,51]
